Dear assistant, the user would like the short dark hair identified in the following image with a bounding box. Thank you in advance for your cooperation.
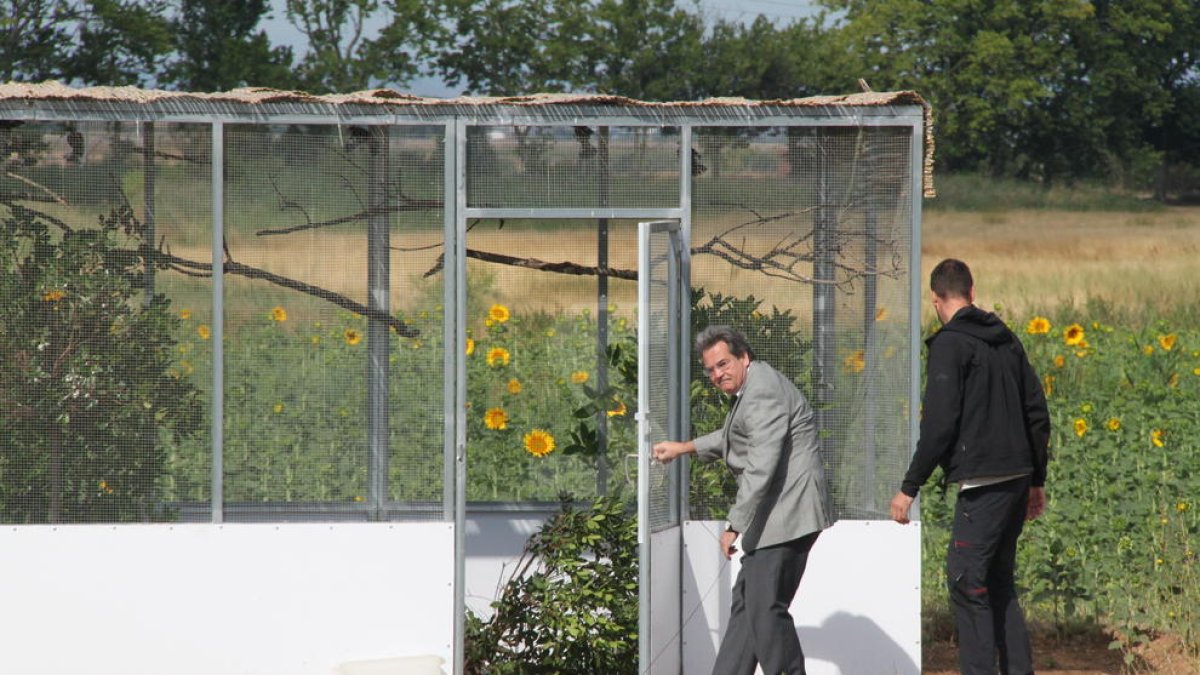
[930,258,973,299]
[695,325,756,361]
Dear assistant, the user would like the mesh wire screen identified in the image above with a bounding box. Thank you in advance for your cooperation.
[219,124,445,521]
[464,218,640,503]
[644,224,682,533]
[466,126,679,208]
[689,126,914,521]
[1,120,213,524]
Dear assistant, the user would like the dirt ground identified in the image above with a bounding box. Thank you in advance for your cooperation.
[923,626,1199,674]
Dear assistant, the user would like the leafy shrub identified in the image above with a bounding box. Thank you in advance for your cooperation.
[464,495,638,674]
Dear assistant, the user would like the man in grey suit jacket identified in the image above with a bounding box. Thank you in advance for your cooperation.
[654,325,832,675]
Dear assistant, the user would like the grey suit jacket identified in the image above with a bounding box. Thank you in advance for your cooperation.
[694,360,832,552]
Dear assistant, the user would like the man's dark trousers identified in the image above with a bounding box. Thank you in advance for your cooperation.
[712,532,819,675]
[949,476,1034,675]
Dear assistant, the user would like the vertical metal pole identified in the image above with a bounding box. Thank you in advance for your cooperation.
[367,127,390,519]
[211,122,225,524]
[142,122,156,306]
[862,128,880,515]
[451,119,468,675]
[596,126,610,496]
[812,129,837,519]
[677,125,693,522]
[909,121,925,521]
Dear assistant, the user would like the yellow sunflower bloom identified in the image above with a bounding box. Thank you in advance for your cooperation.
[1193,366,1200,376]
[484,407,508,430]
[1143,344,1155,356]
[1106,418,1121,432]
[1158,334,1178,351]
[1151,429,1166,448]
[843,349,866,374]
[607,399,627,418]
[875,307,888,322]
[465,338,475,355]
[507,378,522,395]
[197,324,211,340]
[1026,316,1051,335]
[1073,418,1088,437]
[344,329,362,345]
[571,370,589,384]
[271,306,287,322]
[179,309,192,320]
[486,346,511,367]
[488,304,511,323]
[523,429,556,457]
[1063,323,1084,346]
[1178,501,1191,513]
[41,289,66,302]
[1053,355,1065,368]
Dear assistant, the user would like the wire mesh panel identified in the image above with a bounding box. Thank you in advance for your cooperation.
[642,222,684,533]
[218,123,445,521]
[463,217,640,503]
[465,125,680,209]
[1,120,212,524]
[688,125,915,521]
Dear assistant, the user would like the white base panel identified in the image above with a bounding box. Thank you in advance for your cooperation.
[0,523,454,675]
[683,520,921,675]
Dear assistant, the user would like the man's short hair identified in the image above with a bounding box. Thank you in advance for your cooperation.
[695,325,756,361]
[930,258,973,299]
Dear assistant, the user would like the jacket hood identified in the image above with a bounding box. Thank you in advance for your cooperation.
[933,305,1013,346]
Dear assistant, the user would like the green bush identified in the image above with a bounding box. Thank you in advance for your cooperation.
[464,495,638,675]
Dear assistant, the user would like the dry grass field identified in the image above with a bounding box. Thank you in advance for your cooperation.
[921,206,1200,321]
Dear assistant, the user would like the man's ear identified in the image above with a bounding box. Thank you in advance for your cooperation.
[968,286,976,303]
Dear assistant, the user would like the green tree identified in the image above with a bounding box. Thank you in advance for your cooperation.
[0,203,203,523]
[285,0,435,93]
[68,0,173,86]
[0,0,80,82]
[164,0,297,91]
[822,0,1200,187]
[694,14,856,101]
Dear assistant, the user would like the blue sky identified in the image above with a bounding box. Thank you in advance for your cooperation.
[262,0,825,96]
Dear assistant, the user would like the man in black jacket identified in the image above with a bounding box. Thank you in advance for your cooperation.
[891,258,1051,675]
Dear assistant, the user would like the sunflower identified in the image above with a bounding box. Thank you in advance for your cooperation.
[571,370,589,384]
[486,346,510,367]
[488,304,511,323]
[1053,355,1065,368]
[465,338,475,355]
[523,429,556,457]
[1158,334,1178,351]
[484,407,508,430]
[179,309,192,320]
[1063,323,1085,346]
[1073,418,1088,437]
[271,306,287,322]
[1026,316,1051,335]
[607,399,627,418]
[1106,418,1121,432]
[842,349,865,374]
[197,324,211,340]
[1151,429,1166,448]
[344,328,362,346]
[875,307,888,322]
[1143,344,1155,356]
[41,289,66,302]
[507,378,522,395]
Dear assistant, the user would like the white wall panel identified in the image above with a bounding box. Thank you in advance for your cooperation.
[683,520,921,675]
[0,523,453,675]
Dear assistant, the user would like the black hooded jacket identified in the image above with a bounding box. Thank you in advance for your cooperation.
[901,305,1051,497]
